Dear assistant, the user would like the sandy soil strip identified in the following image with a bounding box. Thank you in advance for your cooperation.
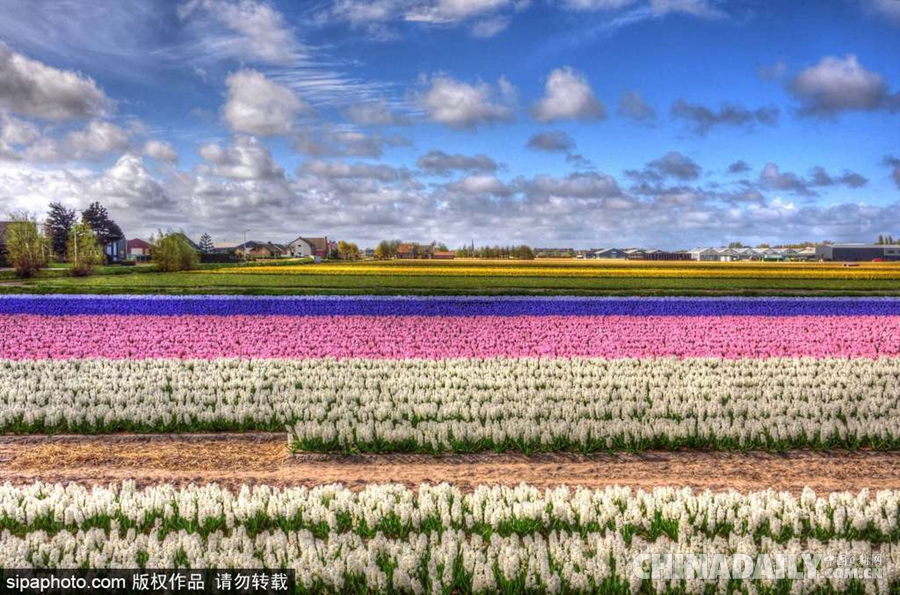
[1,434,899,493]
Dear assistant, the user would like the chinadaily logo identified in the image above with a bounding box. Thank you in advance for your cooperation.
[631,552,885,581]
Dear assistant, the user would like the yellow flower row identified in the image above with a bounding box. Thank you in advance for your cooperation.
[205,263,900,279]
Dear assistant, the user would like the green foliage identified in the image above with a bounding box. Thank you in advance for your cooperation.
[81,202,123,248]
[199,233,214,253]
[151,231,200,272]
[67,223,105,277]
[44,202,77,259]
[4,212,49,278]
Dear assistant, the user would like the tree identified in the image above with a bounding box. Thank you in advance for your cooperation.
[151,231,200,272]
[44,202,77,259]
[374,241,389,260]
[516,245,535,260]
[877,234,885,245]
[5,211,49,278]
[199,233,214,253]
[67,222,104,277]
[81,202,123,249]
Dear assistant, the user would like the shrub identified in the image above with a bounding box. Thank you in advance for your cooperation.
[4,213,49,278]
[152,233,200,272]
[67,223,104,277]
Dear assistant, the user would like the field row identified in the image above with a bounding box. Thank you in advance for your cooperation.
[4,315,900,360]
[5,295,900,317]
[1,483,897,593]
[208,263,900,280]
[2,357,899,451]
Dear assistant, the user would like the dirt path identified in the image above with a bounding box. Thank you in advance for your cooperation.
[2,434,899,493]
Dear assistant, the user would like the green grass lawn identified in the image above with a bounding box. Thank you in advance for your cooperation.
[3,266,900,296]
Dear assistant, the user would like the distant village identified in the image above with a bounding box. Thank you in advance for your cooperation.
[2,201,900,267]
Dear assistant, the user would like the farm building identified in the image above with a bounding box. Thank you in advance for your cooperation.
[593,248,627,259]
[644,250,691,261]
[126,238,152,261]
[689,247,719,261]
[433,250,455,259]
[815,244,900,261]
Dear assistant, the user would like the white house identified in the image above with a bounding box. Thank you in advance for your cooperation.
[287,236,329,258]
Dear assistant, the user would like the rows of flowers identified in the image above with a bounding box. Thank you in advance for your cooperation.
[208,263,900,280]
[1,483,897,593]
[0,357,897,450]
[4,295,900,317]
[4,315,900,360]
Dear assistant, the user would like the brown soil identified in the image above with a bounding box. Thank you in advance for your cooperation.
[2,433,899,493]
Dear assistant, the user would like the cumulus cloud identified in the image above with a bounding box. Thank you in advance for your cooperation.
[417,150,499,175]
[301,159,411,182]
[533,67,605,122]
[18,120,131,162]
[177,0,302,64]
[199,135,284,180]
[862,0,900,26]
[143,140,179,163]
[626,151,701,182]
[616,90,656,122]
[0,43,109,120]
[523,171,623,199]
[670,99,779,135]
[526,131,575,152]
[222,69,310,136]
[0,114,40,147]
[91,153,173,211]
[418,75,516,129]
[726,160,752,174]
[884,156,900,188]
[789,55,899,117]
[448,174,514,196]
[344,101,406,126]
[758,162,868,196]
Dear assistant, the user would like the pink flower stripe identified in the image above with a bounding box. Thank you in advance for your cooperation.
[5,315,900,360]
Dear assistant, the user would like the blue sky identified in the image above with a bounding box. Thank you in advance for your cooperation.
[0,0,898,248]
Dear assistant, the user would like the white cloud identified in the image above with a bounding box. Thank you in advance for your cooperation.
[789,55,897,116]
[91,154,173,211]
[649,0,727,19]
[0,43,109,120]
[417,150,499,175]
[0,113,40,147]
[222,69,310,136]
[418,75,516,129]
[199,135,284,180]
[177,0,302,64]
[559,0,635,10]
[328,0,516,37]
[616,90,656,121]
[66,120,130,158]
[301,160,410,182]
[451,174,513,196]
[345,101,406,126]
[469,15,511,37]
[863,0,900,26]
[533,67,605,122]
[143,140,179,163]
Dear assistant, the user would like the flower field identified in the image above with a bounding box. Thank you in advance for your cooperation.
[5,293,900,591]
[205,260,900,280]
[1,482,897,593]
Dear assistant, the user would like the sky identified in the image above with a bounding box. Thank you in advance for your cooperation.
[0,0,898,249]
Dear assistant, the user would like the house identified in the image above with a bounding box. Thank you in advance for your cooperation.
[433,250,455,260]
[396,242,434,259]
[234,241,287,259]
[287,236,329,258]
[126,238,152,262]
